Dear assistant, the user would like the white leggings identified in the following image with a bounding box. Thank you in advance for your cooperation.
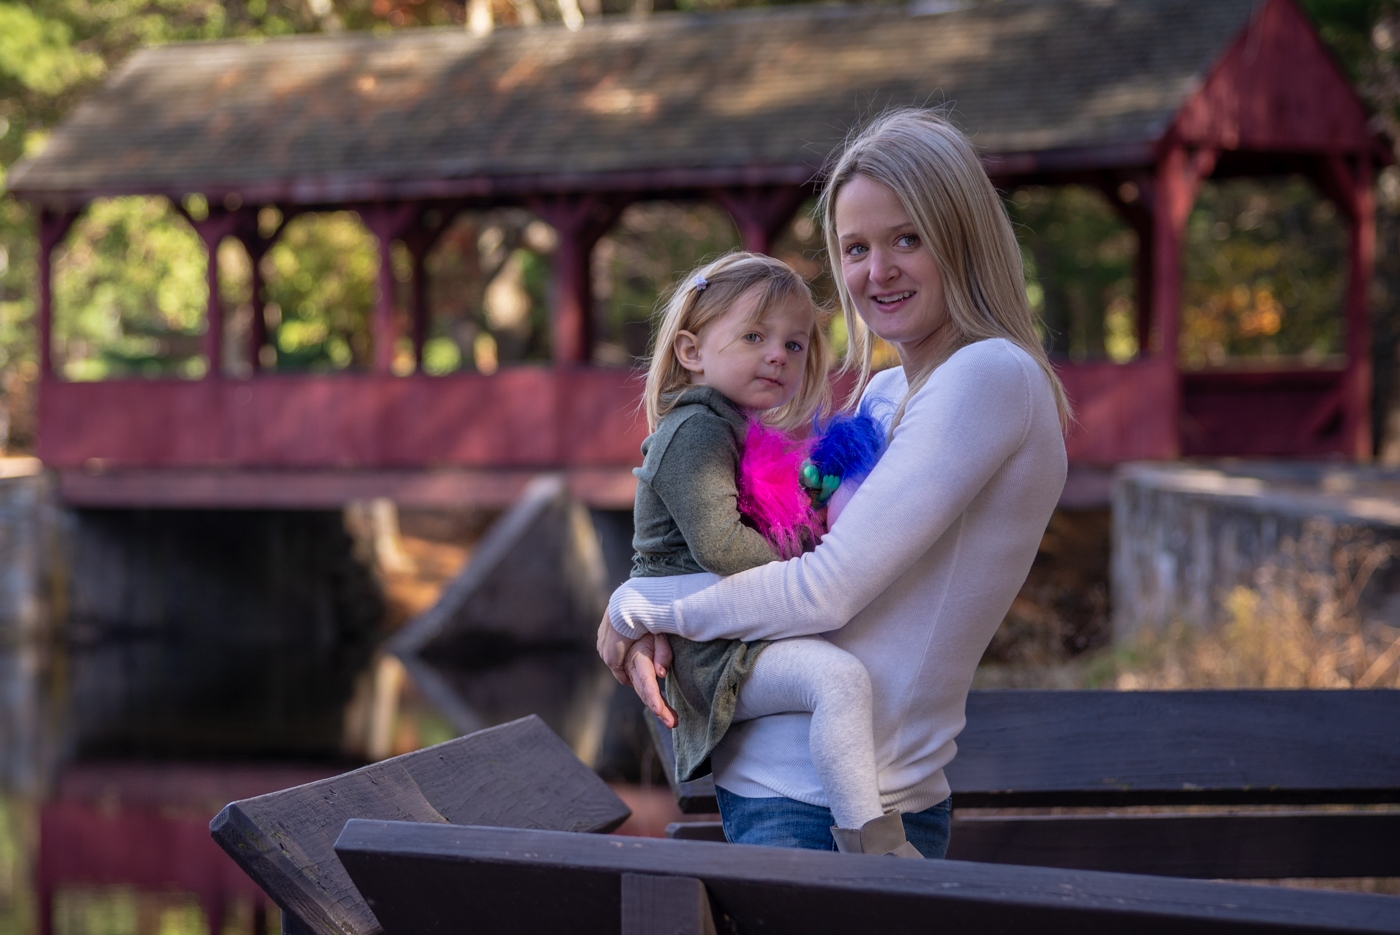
[731,636,884,829]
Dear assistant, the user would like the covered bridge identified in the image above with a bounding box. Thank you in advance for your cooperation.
[8,0,1388,508]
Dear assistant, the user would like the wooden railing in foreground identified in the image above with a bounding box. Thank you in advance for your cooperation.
[657,690,1400,879]
[334,820,1400,935]
[210,692,1400,935]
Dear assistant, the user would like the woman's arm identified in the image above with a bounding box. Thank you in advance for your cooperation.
[610,341,1039,642]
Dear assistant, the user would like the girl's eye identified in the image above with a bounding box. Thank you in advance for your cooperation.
[896,233,920,248]
[743,332,763,343]
[785,341,805,353]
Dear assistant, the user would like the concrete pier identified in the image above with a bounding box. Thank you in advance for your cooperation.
[1112,462,1400,642]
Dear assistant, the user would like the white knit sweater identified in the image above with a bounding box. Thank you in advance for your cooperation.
[609,338,1067,812]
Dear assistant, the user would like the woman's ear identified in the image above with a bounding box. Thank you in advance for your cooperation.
[674,330,705,375]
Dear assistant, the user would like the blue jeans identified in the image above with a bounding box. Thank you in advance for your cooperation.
[715,787,951,857]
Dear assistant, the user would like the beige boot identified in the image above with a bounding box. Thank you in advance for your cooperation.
[830,809,924,858]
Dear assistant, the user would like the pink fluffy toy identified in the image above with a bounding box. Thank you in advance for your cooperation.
[736,420,818,559]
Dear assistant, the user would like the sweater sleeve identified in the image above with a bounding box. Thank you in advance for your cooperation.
[651,411,784,575]
[609,341,1038,642]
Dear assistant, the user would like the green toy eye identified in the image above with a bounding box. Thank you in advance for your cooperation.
[800,462,822,489]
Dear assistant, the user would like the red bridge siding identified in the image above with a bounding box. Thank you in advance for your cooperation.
[38,368,650,471]
[1058,359,1177,464]
[37,362,1357,484]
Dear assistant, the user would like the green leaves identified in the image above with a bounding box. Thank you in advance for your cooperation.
[0,4,103,98]
[52,196,208,379]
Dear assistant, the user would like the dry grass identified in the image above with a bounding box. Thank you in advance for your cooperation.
[1105,523,1400,691]
[976,520,1400,691]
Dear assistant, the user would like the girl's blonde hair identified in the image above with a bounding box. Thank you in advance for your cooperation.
[643,251,831,433]
[817,108,1072,429]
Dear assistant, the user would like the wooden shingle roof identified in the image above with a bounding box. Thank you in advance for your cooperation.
[10,0,1276,206]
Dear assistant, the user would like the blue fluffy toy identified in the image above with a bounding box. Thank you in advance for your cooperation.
[801,399,889,504]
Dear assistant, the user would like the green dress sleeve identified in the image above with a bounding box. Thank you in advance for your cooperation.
[649,410,783,575]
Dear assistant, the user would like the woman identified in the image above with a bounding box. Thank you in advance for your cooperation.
[598,108,1070,857]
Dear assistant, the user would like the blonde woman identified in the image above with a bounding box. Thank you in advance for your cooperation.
[599,109,1070,856]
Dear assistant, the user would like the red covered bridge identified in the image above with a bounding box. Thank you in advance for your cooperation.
[8,0,1388,508]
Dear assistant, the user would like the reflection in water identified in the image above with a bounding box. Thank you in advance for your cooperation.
[0,481,642,935]
[1,794,35,935]
[50,889,267,935]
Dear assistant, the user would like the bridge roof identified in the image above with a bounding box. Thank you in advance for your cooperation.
[9,0,1285,206]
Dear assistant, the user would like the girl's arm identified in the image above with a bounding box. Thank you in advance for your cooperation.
[651,413,784,575]
[610,341,1046,642]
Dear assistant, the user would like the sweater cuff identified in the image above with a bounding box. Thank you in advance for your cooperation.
[608,574,719,639]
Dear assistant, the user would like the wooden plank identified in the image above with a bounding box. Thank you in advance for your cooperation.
[669,811,1400,881]
[1056,358,1177,463]
[621,874,717,935]
[946,811,1400,879]
[210,716,629,935]
[1181,369,1352,457]
[37,368,648,472]
[650,691,1400,814]
[948,690,1400,807]
[665,822,726,842]
[335,821,1400,935]
[56,466,638,510]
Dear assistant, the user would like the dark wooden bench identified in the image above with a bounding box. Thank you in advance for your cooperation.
[209,715,630,935]
[655,689,1400,879]
[333,820,1400,935]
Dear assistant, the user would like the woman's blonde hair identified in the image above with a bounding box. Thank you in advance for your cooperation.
[643,251,831,433]
[817,108,1072,429]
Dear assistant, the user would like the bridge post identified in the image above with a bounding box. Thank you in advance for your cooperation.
[400,209,455,372]
[188,209,244,380]
[37,209,77,380]
[710,185,808,255]
[1140,144,1216,458]
[530,195,626,364]
[1309,152,1376,461]
[363,203,420,376]
[235,207,293,373]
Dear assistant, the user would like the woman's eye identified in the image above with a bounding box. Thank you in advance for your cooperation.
[896,233,920,248]
[844,243,867,258]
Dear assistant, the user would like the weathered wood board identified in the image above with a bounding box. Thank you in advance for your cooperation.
[210,716,629,935]
[667,811,1400,880]
[945,689,1400,807]
[336,821,1400,935]
[656,690,1400,878]
[654,689,1400,814]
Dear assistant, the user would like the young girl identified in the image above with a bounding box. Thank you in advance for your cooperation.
[626,250,921,858]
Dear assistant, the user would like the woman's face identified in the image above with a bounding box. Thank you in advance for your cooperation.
[834,175,952,368]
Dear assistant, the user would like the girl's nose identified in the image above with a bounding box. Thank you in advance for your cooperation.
[765,344,787,365]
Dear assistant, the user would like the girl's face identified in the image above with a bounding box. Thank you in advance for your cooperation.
[835,175,954,370]
[674,286,814,412]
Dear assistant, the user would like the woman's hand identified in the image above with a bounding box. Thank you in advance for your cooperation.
[597,614,638,680]
[596,614,676,728]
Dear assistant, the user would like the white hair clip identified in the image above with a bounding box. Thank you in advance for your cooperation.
[694,276,708,291]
